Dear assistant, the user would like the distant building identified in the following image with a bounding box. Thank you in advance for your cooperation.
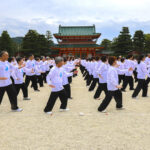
[51,25,103,57]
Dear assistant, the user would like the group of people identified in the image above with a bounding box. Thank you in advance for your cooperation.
[0,51,78,114]
[1,50,150,114]
[80,54,150,112]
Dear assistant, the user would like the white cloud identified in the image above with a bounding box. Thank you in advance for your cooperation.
[0,0,150,42]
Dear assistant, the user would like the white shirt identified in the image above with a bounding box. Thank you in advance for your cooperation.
[25,60,36,76]
[12,66,32,84]
[97,62,109,83]
[124,59,134,76]
[107,66,119,91]
[0,61,12,87]
[46,66,64,92]
[137,62,148,79]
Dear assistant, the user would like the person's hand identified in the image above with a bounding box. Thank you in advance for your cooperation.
[129,67,133,71]
[99,74,103,79]
[16,78,20,80]
[49,85,55,88]
[73,70,78,74]
[115,64,120,68]
[22,64,26,67]
[116,85,122,89]
[31,69,34,73]
[0,77,8,80]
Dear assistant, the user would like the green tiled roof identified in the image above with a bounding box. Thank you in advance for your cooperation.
[53,44,101,48]
[55,25,100,36]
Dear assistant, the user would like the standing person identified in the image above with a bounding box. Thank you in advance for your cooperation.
[132,55,148,99]
[0,51,23,112]
[12,57,31,100]
[98,56,128,112]
[62,58,77,100]
[25,54,39,92]
[35,57,44,87]
[94,56,109,100]
[44,57,69,115]
[40,56,47,83]
[89,57,100,91]
[118,58,125,84]
[121,55,135,92]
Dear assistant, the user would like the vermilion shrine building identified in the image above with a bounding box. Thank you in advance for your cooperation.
[52,25,103,57]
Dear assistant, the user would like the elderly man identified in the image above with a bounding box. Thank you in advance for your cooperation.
[0,51,23,112]
[44,57,69,115]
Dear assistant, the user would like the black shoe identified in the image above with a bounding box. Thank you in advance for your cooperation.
[35,89,40,92]
[130,88,135,90]
[68,97,73,99]
[121,89,126,92]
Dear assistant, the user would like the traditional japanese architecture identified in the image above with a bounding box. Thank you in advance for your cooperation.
[52,25,103,57]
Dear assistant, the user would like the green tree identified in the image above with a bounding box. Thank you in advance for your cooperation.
[36,34,49,55]
[100,39,112,50]
[117,27,133,55]
[22,30,39,55]
[133,30,145,52]
[0,31,13,55]
[111,38,119,53]
[144,34,150,53]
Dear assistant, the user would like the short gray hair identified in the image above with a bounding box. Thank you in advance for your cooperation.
[55,56,63,64]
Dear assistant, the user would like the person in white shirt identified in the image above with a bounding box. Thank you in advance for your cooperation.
[44,57,69,115]
[121,55,135,92]
[25,54,39,92]
[94,56,108,100]
[98,56,133,112]
[87,58,94,86]
[40,56,47,83]
[0,51,23,112]
[132,55,148,98]
[35,57,44,87]
[62,58,77,100]
[12,57,31,100]
[89,57,100,91]
[118,57,125,84]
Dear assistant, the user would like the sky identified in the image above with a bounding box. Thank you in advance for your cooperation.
[0,0,150,43]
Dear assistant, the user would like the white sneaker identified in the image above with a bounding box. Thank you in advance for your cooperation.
[132,97,138,100]
[116,107,125,110]
[45,111,53,115]
[100,110,107,113]
[59,108,70,112]
[12,108,23,112]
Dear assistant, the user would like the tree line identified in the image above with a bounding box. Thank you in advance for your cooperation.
[0,30,54,56]
[100,27,150,56]
[0,27,150,57]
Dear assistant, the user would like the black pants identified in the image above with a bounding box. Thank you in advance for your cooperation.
[119,75,125,84]
[63,84,71,99]
[89,78,99,91]
[25,75,38,90]
[84,72,89,81]
[10,76,14,84]
[146,77,150,85]
[87,75,93,86]
[68,76,72,84]
[36,75,43,87]
[15,83,28,98]
[132,79,148,97]
[0,84,18,110]
[44,89,68,112]
[41,73,47,83]
[122,76,134,90]
[133,70,138,82]
[94,83,108,99]
[83,70,87,77]
[98,90,122,111]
